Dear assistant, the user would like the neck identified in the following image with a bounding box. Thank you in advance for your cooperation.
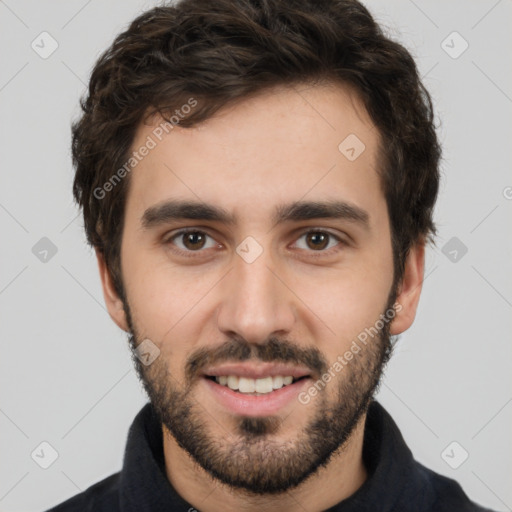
[162,413,368,512]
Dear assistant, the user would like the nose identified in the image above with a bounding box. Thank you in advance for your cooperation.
[216,246,296,345]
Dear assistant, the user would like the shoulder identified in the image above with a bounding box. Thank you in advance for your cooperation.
[415,462,497,512]
[44,472,120,512]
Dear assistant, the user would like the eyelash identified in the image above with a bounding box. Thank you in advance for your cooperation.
[163,228,347,258]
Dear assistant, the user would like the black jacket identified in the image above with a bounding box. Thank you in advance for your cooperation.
[45,400,496,511]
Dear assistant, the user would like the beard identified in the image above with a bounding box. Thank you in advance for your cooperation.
[124,286,398,495]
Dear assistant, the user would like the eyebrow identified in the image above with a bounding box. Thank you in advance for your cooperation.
[141,199,370,231]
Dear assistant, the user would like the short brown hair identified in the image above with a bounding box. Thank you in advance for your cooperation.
[72,0,441,296]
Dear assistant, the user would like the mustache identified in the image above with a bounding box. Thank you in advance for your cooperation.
[185,336,329,383]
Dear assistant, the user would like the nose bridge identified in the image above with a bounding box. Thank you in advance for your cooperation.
[216,243,295,344]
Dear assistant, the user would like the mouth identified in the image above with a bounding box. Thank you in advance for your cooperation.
[200,363,313,416]
[204,374,308,395]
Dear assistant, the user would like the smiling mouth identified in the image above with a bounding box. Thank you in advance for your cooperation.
[204,375,309,395]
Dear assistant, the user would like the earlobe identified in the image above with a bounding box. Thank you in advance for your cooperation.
[389,241,425,336]
[95,249,129,332]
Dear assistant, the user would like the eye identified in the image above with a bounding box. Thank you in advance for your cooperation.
[293,230,344,253]
[166,229,219,254]
[164,228,346,257]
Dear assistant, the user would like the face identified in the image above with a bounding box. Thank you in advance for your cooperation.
[99,82,422,494]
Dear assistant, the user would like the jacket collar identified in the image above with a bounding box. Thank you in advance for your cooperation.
[118,400,422,511]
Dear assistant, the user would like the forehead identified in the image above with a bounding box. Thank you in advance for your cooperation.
[124,83,384,226]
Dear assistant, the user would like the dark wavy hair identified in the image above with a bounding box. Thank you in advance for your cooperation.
[72,0,441,297]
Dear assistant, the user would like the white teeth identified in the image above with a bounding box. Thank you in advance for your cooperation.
[255,376,273,393]
[238,377,255,393]
[272,375,284,390]
[214,375,298,394]
[227,375,239,390]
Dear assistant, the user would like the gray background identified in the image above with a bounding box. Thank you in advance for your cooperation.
[1,1,511,511]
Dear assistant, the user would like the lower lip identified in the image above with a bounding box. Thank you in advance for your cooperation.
[203,377,311,417]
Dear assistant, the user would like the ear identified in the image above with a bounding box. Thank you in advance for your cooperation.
[389,241,425,335]
[95,248,129,332]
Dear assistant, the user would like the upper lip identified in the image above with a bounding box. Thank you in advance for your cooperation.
[202,362,312,380]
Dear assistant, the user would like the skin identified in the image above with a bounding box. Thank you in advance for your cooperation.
[96,82,425,511]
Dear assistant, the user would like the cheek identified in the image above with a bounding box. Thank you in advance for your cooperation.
[308,276,390,349]
[298,253,393,357]
[122,251,218,359]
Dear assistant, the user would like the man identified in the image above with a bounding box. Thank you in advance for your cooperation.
[47,0,495,510]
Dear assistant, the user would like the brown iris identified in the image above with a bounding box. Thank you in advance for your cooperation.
[182,231,207,250]
[305,232,329,250]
